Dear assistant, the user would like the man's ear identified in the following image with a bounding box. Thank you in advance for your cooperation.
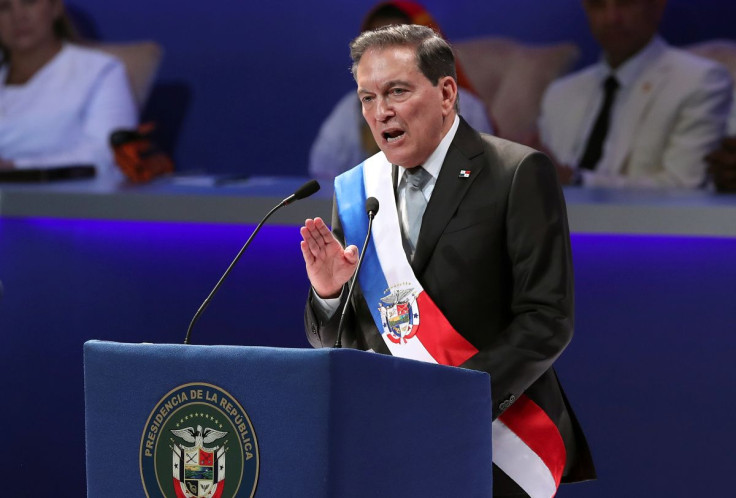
[439,76,458,116]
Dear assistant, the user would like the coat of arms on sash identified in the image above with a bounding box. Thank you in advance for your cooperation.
[379,288,420,343]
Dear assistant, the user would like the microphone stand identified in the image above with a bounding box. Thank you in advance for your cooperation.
[184,203,281,344]
[184,180,319,344]
[334,209,376,348]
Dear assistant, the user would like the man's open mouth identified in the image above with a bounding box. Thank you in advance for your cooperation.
[383,129,405,143]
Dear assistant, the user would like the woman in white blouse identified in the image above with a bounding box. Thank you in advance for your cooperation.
[0,0,137,180]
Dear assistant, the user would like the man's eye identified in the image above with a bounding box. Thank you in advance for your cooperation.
[361,96,373,103]
[391,88,406,96]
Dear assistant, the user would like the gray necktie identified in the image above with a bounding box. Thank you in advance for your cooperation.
[402,166,432,257]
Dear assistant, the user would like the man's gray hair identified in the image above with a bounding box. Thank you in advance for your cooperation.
[349,24,459,108]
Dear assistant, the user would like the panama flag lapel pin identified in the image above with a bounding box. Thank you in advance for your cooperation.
[459,170,471,178]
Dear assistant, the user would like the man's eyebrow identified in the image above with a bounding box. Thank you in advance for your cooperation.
[384,79,412,89]
[358,80,413,94]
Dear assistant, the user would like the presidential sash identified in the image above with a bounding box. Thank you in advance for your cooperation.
[334,153,566,498]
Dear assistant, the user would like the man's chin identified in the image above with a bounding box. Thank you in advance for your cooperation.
[381,150,420,169]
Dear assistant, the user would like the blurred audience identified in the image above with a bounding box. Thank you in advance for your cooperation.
[309,0,493,181]
[0,0,137,180]
[538,0,733,188]
[706,135,736,192]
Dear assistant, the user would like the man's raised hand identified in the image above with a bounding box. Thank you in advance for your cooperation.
[300,217,359,298]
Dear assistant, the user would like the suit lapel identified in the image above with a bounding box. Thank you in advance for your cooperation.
[412,119,485,275]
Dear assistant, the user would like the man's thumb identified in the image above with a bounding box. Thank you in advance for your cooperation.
[345,245,359,263]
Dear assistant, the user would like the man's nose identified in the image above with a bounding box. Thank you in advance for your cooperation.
[375,98,394,121]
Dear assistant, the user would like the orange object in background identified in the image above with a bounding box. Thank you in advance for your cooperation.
[110,122,173,183]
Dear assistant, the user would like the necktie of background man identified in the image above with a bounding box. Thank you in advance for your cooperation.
[579,75,620,170]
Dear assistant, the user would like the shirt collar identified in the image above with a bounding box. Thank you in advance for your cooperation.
[597,35,666,88]
[397,114,460,186]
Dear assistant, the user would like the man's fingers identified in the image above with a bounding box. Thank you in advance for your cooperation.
[313,217,336,245]
[301,227,326,260]
[299,240,314,264]
[344,245,359,264]
[303,218,335,248]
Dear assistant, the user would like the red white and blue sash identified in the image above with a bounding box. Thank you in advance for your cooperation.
[335,153,477,366]
[334,153,566,498]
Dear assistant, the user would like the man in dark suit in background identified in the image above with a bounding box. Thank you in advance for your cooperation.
[300,24,594,497]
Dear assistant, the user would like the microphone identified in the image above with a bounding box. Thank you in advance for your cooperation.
[283,179,321,206]
[334,197,379,348]
[184,179,320,344]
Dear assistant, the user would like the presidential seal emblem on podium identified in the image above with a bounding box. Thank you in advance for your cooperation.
[140,382,259,497]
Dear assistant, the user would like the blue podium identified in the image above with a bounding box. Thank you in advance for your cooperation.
[84,341,492,497]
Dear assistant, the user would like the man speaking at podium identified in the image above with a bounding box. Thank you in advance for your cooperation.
[300,24,595,497]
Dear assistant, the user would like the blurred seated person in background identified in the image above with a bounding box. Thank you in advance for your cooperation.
[538,0,733,188]
[309,0,493,181]
[706,134,736,193]
[0,0,137,180]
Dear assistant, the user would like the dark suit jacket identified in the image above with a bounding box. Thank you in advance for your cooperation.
[305,118,595,486]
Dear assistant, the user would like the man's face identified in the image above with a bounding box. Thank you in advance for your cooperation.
[582,0,666,67]
[356,45,456,169]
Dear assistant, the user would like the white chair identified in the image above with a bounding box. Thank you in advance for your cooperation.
[93,41,164,112]
[453,37,580,145]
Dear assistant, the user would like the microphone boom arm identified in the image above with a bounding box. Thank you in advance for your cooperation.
[184,179,320,344]
[334,208,376,348]
[184,202,281,344]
